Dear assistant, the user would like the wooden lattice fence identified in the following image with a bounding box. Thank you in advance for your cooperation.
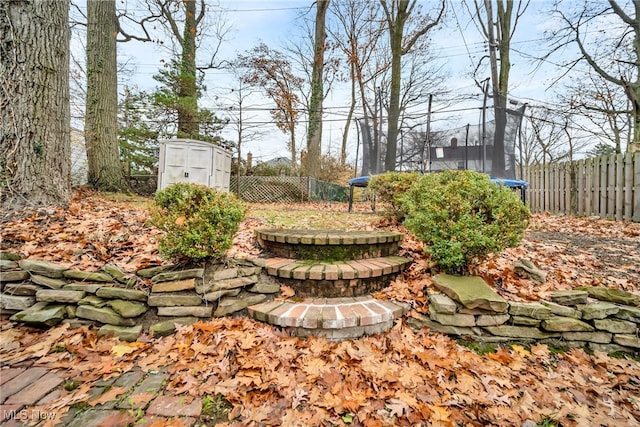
[523,152,640,222]
[230,176,347,203]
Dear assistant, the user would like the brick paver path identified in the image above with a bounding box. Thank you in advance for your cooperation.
[0,365,203,426]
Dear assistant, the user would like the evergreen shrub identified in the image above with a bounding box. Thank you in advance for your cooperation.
[401,170,530,274]
[369,171,421,221]
[150,183,246,262]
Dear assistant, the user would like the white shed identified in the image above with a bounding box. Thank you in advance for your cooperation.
[157,139,232,191]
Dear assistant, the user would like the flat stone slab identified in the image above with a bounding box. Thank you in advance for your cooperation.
[10,303,66,326]
[151,278,196,293]
[97,324,143,342]
[0,294,36,310]
[432,274,508,313]
[96,287,148,302]
[36,289,85,304]
[550,290,588,306]
[576,287,640,307]
[151,269,204,283]
[157,305,213,317]
[0,270,30,282]
[76,305,136,326]
[62,270,113,282]
[18,259,67,278]
[2,283,43,296]
[150,317,199,336]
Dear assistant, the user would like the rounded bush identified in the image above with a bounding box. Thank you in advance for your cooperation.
[401,170,530,274]
[150,183,246,262]
[369,171,420,222]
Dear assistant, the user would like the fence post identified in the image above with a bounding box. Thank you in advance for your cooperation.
[624,152,633,221]
[634,152,640,222]
[569,160,577,215]
[577,159,584,216]
[615,153,623,221]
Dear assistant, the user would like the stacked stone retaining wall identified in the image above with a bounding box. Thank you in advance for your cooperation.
[408,274,640,354]
[0,251,275,341]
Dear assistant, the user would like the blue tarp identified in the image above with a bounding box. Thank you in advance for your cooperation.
[489,178,528,189]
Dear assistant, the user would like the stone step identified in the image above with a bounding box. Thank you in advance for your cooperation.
[248,296,409,340]
[256,229,404,261]
[264,256,410,280]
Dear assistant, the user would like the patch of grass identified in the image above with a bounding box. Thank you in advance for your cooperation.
[457,340,497,355]
[201,394,233,422]
[98,191,152,208]
[51,344,67,353]
[249,206,375,230]
[609,351,640,362]
[63,380,79,391]
[536,416,559,426]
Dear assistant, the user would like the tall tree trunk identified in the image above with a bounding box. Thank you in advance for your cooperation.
[384,1,408,172]
[306,0,330,178]
[178,0,198,138]
[341,62,357,167]
[86,0,127,191]
[0,0,72,209]
[381,0,444,172]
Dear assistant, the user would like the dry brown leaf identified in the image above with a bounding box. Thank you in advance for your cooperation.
[88,386,128,407]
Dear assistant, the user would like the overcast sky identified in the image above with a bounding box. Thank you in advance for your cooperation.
[73,1,596,164]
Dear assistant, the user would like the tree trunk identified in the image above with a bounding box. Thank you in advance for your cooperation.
[86,0,127,191]
[384,1,408,172]
[306,0,329,178]
[341,62,357,167]
[178,0,198,138]
[0,0,72,209]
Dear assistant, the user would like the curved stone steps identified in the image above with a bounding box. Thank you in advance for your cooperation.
[264,256,410,280]
[248,296,409,340]
[256,229,404,261]
[256,229,403,245]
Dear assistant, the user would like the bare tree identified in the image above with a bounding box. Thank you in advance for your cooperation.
[469,0,530,177]
[561,72,630,154]
[380,0,445,172]
[1,0,72,209]
[238,44,305,167]
[549,0,638,152]
[216,74,265,193]
[304,1,331,178]
[329,0,388,170]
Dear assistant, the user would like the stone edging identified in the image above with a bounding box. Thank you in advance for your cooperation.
[408,274,640,354]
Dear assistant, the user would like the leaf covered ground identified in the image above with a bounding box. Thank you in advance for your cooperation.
[1,190,639,426]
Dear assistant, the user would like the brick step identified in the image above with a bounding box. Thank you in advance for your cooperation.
[264,256,410,281]
[256,229,404,261]
[248,296,409,340]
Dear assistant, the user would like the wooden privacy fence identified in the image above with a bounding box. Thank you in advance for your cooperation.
[523,152,640,222]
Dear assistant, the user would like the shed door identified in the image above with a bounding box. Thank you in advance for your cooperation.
[162,144,212,188]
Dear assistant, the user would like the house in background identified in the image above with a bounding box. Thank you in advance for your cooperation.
[70,127,88,186]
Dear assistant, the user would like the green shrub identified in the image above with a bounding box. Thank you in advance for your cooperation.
[401,170,530,274]
[369,171,421,221]
[150,183,246,262]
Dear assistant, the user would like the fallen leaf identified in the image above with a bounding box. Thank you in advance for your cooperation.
[111,342,144,357]
[88,386,128,407]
